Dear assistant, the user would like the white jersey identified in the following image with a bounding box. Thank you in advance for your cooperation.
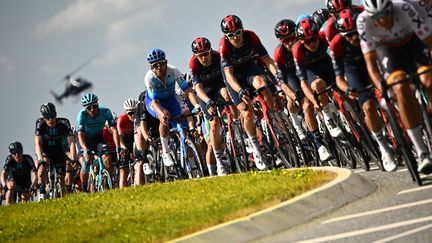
[144,64,189,101]
[357,1,432,54]
[395,0,432,30]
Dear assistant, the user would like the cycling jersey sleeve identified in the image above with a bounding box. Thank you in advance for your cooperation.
[57,118,74,137]
[76,110,86,132]
[274,45,287,81]
[292,42,307,81]
[34,118,44,136]
[357,13,376,54]
[250,31,270,59]
[104,108,116,127]
[401,2,432,41]
[25,155,36,172]
[329,34,345,76]
[3,155,12,171]
[219,37,233,69]
[189,56,202,85]
[173,67,189,91]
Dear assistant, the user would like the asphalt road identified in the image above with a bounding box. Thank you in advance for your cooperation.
[253,165,432,243]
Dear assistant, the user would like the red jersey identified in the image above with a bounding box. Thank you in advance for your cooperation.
[102,126,115,152]
[117,113,134,148]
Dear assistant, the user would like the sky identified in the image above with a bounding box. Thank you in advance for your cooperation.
[0,0,361,163]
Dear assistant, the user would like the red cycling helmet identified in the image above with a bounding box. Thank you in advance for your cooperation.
[220,15,243,33]
[274,19,296,39]
[335,9,358,34]
[295,18,320,40]
[191,37,211,54]
[326,0,352,14]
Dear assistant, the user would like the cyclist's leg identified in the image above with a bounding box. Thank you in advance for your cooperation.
[377,43,432,172]
[220,87,238,118]
[133,129,145,185]
[65,154,73,193]
[50,150,67,192]
[409,36,432,101]
[5,178,16,205]
[37,157,48,195]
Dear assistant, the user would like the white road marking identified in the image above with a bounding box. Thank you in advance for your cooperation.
[372,223,432,243]
[397,184,432,195]
[396,168,408,173]
[321,199,432,224]
[296,215,432,243]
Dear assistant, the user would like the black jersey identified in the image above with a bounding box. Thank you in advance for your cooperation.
[35,117,73,150]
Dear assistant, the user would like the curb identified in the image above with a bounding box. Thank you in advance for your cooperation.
[173,167,377,243]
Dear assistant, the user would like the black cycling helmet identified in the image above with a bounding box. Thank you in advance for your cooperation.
[9,141,23,154]
[191,37,212,54]
[336,9,359,34]
[326,0,352,14]
[312,8,330,28]
[295,18,320,40]
[40,102,57,119]
[274,19,296,40]
[220,15,243,34]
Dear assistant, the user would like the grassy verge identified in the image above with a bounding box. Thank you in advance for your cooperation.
[0,169,335,242]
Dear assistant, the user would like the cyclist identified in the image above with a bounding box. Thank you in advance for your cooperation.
[312,8,331,30]
[358,0,432,174]
[219,14,283,170]
[330,9,397,171]
[293,18,344,139]
[190,37,235,176]
[116,98,139,188]
[273,19,332,161]
[325,0,364,43]
[76,93,122,191]
[1,142,37,205]
[35,102,76,199]
[144,48,197,168]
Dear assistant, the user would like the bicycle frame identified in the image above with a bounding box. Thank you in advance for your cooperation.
[169,122,189,172]
[252,93,282,148]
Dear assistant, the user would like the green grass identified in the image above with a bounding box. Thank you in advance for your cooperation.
[0,169,335,243]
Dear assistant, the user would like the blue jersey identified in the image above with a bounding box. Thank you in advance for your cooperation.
[76,107,116,144]
[144,64,189,101]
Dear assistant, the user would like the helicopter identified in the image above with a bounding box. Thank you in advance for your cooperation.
[50,54,98,104]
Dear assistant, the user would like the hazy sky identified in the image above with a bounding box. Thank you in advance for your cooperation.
[0,0,357,162]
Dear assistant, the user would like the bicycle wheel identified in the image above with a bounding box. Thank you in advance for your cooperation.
[230,122,250,172]
[384,108,422,186]
[184,138,205,179]
[281,112,308,167]
[341,101,374,171]
[87,172,96,193]
[100,169,113,191]
[269,115,297,168]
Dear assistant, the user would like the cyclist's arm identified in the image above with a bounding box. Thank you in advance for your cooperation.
[116,120,128,149]
[300,80,317,107]
[194,83,211,103]
[224,67,242,92]
[77,131,89,152]
[261,55,280,82]
[184,87,199,107]
[363,51,383,90]
[1,170,6,187]
[67,135,76,161]
[336,75,350,93]
[108,125,122,150]
[34,135,44,162]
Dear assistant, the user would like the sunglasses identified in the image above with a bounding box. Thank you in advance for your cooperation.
[127,111,136,116]
[86,104,98,111]
[43,112,57,120]
[10,150,22,155]
[279,34,297,45]
[150,60,167,70]
[225,29,243,38]
[195,50,212,58]
[371,7,392,20]
[343,31,359,38]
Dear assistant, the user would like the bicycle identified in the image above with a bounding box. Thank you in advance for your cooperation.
[210,101,249,173]
[250,82,299,169]
[165,112,205,179]
[84,150,113,192]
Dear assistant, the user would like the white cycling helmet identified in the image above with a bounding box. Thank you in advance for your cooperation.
[123,98,139,111]
[363,0,391,15]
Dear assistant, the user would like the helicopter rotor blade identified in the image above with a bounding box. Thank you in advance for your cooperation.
[62,52,100,81]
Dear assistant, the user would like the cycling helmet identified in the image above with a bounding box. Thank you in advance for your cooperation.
[295,18,320,40]
[363,0,391,15]
[146,48,166,64]
[274,19,296,39]
[295,14,312,25]
[123,98,139,111]
[220,15,243,33]
[326,0,352,14]
[336,9,359,34]
[312,8,330,27]
[9,141,23,154]
[40,102,57,118]
[191,37,211,54]
[81,93,98,107]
